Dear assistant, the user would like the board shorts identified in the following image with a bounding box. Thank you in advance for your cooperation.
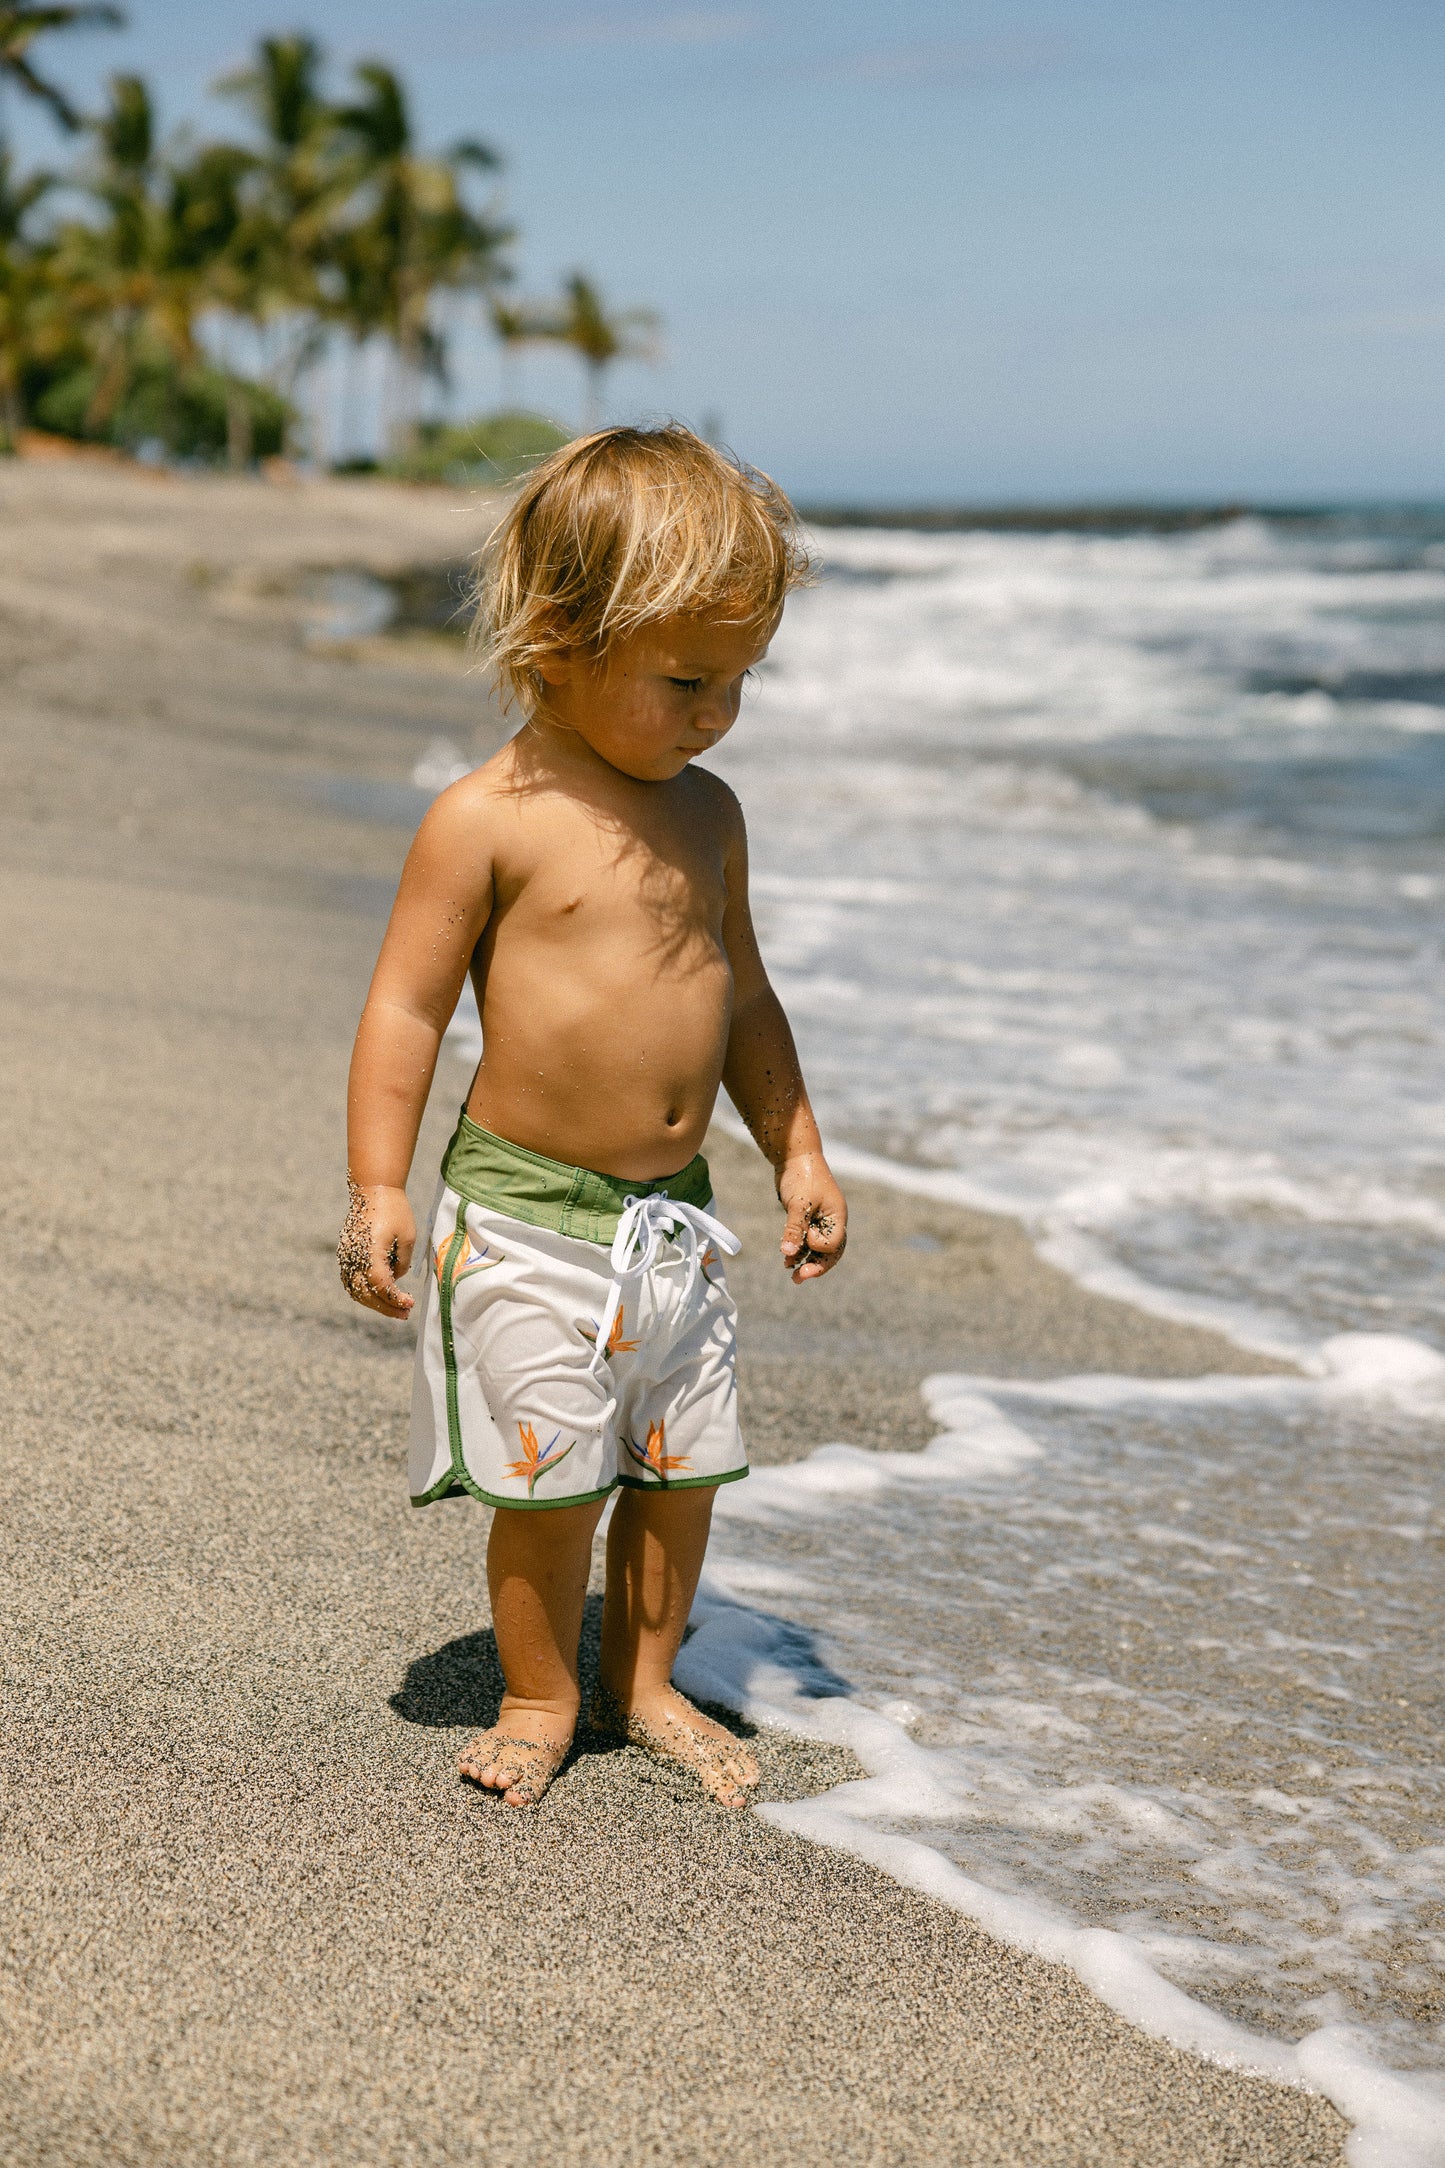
[409,1113,749,1511]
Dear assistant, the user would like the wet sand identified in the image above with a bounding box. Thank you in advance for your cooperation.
[0,460,1346,2164]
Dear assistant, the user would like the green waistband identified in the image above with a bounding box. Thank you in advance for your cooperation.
[441,1112,712,1247]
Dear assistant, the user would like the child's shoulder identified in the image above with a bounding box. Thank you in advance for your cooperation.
[412,743,745,858]
[403,746,521,885]
[414,742,515,829]
[681,761,745,835]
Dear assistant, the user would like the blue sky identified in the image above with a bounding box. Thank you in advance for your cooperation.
[10,1,1445,500]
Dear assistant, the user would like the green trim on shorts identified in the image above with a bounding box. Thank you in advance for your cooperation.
[410,1473,620,1511]
[615,1465,749,1494]
[424,1198,626,1512]
[442,1112,713,1247]
[436,1210,469,1497]
[421,1150,746,1510]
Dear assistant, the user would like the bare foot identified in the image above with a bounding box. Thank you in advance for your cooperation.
[458,1708,574,1807]
[590,1681,760,1808]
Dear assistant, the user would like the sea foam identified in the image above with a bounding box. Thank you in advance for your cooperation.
[687,1336,1445,2164]
[412,514,1445,2155]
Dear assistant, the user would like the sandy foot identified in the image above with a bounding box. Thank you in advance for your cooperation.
[458,1719,574,1807]
[591,1682,760,1808]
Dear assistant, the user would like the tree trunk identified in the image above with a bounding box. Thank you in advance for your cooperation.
[265,318,304,460]
[162,357,180,461]
[583,360,604,433]
[335,341,349,465]
[85,319,133,437]
[225,379,253,471]
[0,370,22,452]
[388,329,422,464]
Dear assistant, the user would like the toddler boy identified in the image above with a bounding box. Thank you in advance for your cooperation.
[340,424,846,1807]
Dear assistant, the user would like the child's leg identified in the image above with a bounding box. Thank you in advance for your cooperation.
[459,1495,607,1806]
[596,1487,759,1808]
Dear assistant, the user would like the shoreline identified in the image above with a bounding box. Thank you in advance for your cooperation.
[0,462,1350,2165]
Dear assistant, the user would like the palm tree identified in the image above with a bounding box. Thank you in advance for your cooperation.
[166,136,256,462]
[0,3,124,140]
[548,272,658,430]
[214,34,336,458]
[489,292,563,409]
[0,146,55,439]
[330,59,509,459]
[322,215,390,462]
[59,68,155,430]
[489,296,530,407]
[56,73,249,443]
[219,32,324,164]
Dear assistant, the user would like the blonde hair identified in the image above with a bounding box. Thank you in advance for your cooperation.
[472,422,813,712]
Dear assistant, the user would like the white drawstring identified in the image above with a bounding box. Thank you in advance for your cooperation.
[588,1192,741,1377]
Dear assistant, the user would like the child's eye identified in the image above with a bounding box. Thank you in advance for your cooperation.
[669,677,703,693]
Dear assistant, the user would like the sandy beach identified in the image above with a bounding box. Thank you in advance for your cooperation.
[0,460,1349,2164]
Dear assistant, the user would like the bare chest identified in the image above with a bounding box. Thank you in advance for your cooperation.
[499,810,728,952]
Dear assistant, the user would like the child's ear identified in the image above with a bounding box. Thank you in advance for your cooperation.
[536,648,576,687]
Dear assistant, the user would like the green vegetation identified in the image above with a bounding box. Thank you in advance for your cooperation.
[1,5,126,134]
[389,409,573,484]
[32,354,289,458]
[490,274,659,432]
[0,10,660,467]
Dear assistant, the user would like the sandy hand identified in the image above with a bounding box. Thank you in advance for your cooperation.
[777,1154,848,1282]
[338,1180,416,1317]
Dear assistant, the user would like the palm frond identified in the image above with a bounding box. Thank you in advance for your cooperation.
[0,4,126,133]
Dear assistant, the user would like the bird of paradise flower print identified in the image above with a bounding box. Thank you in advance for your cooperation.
[624,1420,693,1482]
[505,1421,575,1497]
[435,1222,498,1290]
[580,1306,639,1357]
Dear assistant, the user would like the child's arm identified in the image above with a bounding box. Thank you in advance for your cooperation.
[718,796,847,1282]
[341,788,495,1317]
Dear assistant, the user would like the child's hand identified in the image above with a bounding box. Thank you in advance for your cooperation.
[338,1181,416,1318]
[778,1155,848,1282]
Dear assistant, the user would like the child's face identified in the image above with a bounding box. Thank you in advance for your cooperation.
[535,611,779,782]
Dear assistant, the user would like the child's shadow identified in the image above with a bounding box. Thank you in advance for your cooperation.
[389,1593,609,1731]
[387,1593,772,1745]
[388,1628,508,1730]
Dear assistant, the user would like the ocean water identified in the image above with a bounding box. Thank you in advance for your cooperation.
[716,514,1445,1347]
[419,511,1445,2159]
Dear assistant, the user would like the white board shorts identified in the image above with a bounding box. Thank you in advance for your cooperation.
[409,1182,748,1510]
